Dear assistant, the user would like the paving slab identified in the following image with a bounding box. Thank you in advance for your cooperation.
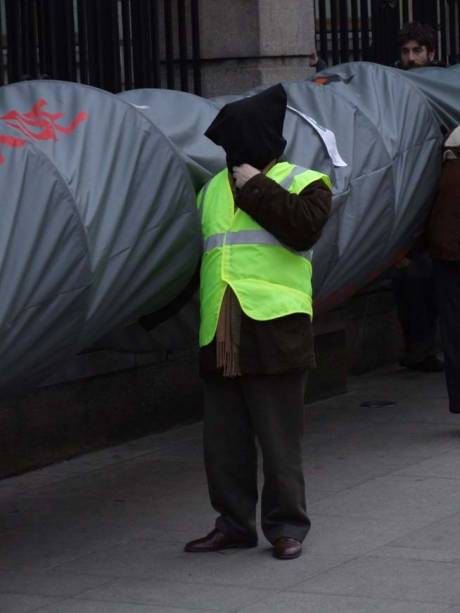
[236,592,450,613]
[303,514,432,556]
[0,593,61,613]
[302,454,411,493]
[290,555,460,605]
[2,367,460,612]
[368,511,460,562]
[392,449,460,479]
[32,600,206,613]
[0,569,114,597]
[53,539,352,589]
[78,577,268,610]
[0,525,131,571]
[311,473,460,522]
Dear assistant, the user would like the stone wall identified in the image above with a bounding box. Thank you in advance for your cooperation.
[199,0,316,96]
[0,287,404,479]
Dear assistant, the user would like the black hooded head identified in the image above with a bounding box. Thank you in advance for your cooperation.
[205,84,287,170]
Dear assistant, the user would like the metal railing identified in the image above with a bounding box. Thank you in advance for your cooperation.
[315,0,460,67]
[0,0,201,94]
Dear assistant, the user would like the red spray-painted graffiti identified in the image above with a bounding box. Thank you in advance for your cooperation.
[0,99,88,164]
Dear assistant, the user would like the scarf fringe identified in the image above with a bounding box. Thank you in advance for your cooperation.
[216,288,242,377]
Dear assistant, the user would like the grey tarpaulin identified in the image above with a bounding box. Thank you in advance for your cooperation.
[124,62,454,354]
[302,62,444,307]
[118,88,224,189]
[400,64,460,131]
[0,81,200,394]
[0,137,91,392]
[1,63,458,394]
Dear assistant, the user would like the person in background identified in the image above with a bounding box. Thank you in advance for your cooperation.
[184,84,332,560]
[392,22,445,372]
[308,24,444,372]
[396,22,444,69]
[427,127,460,413]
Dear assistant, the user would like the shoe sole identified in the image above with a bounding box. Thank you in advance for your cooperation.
[273,550,302,560]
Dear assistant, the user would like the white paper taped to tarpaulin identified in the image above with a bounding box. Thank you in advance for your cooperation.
[122,61,451,356]
[0,81,201,395]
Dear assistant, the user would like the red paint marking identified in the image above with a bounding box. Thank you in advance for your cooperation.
[0,134,27,164]
[0,99,88,164]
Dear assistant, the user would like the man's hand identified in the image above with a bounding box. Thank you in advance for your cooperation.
[232,164,260,189]
[307,50,318,67]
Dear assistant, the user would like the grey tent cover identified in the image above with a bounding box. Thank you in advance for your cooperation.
[119,62,457,355]
[1,62,459,395]
[0,81,200,394]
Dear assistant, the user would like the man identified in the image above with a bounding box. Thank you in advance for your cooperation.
[427,127,460,413]
[396,22,439,69]
[391,22,444,372]
[184,84,332,560]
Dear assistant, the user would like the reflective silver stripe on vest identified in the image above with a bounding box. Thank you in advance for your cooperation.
[279,165,306,189]
[203,229,312,260]
[204,232,226,251]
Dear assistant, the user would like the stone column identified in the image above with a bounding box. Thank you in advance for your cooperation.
[199,0,316,97]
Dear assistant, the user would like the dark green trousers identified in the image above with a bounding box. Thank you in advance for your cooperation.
[203,370,310,544]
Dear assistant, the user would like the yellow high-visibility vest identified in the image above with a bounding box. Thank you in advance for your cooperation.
[197,161,331,347]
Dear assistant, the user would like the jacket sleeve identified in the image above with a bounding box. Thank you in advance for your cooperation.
[236,173,332,251]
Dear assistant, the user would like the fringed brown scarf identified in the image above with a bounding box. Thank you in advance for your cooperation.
[216,161,276,377]
[216,286,242,377]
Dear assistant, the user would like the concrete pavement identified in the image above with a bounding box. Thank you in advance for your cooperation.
[1,365,460,612]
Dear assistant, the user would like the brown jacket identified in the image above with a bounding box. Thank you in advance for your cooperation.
[199,172,332,376]
[427,159,460,261]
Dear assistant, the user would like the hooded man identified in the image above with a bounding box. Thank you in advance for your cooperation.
[184,84,332,560]
[428,127,460,414]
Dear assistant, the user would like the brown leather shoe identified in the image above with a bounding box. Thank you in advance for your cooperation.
[273,537,302,560]
[184,529,257,553]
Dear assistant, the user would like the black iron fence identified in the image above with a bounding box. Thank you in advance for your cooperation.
[315,0,460,67]
[0,0,201,94]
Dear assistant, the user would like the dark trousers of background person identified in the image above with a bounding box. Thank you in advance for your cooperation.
[433,260,460,413]
[203,370,310,545]
[392,252,438,366]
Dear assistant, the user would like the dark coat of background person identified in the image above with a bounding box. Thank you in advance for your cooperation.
[428,159,460,262]
[428,156,460,413]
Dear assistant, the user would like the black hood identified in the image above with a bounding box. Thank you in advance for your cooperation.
[205,84,287,170]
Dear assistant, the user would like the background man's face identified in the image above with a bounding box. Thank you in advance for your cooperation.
[400,39,435,68]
